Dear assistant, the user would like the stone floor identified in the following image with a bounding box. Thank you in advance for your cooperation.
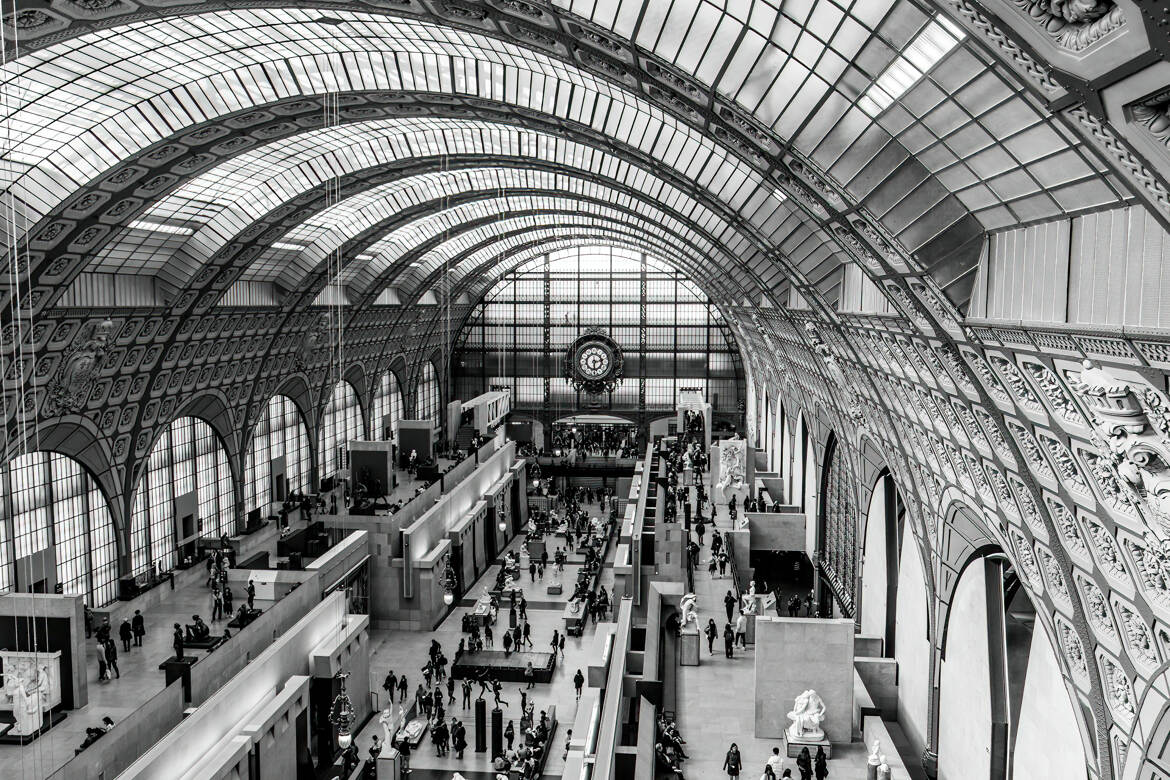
[355,500,616,779]
[0,577,281,780]
[0,468,444,780]
[674,481,873,780]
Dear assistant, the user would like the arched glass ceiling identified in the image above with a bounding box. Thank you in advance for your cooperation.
[0,2,1142,319]
[261,179,740,292]
[413,227,741,308]
[344,206,741,302]
[86,118,774,300]
[0,10,744,230]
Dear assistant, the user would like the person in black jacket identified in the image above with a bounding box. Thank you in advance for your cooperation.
[119,620,133,652]
[704,619,718,654]
[724,590,737,623]
[172,623,184,660]
[131,610,145,646]
[723,623,735,658]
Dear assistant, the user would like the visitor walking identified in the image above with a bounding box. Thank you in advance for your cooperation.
[705,618,718,654]
[695,518,705,545]
[814,746,828,779]
[558,632,566,658]
[724,742,743,778]
[104,638,120,679]
[132,609,145,646]
[398,674,408,703]
[573,668,584,699]
[735,613,748,649]
[519,595,528,620]
[383,671,397,702]
[724,590,737,623]
[723,623,735,658]
[95,640,108,681]
[504,719,515,750]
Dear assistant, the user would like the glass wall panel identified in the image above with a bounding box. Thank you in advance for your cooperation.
[371,372,405,441]
[319,381,365,478]
[245,395,312,514]
[454,245,743,415]
[3,452,117,606]
[130,416,234,576]
[417,363,441,430]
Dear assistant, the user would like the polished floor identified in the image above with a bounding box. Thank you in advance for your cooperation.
[356,499,616,778]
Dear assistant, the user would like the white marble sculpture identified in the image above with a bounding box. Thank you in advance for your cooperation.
[717,439,747,492]
[679,594,699,628]
[741,592,758,616]
[786,689,827,742]
[379,707,395,746]
[8,680,39,736]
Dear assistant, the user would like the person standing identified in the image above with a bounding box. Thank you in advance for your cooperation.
[461,679,472,708]
[723,623,735,658]
[504,719,515,751]
[119,619,133,652]
[766,747,785,777]
[211,586,223,622]
[172,623,184,660]
[452,719,467,759]
[383,671,397,702]
[485,623,493,648]
[519,595,528,620]
[522,621,532,648]
[813,746,828,780]
[447,674,456,705]
[95,640,108,681]
[735,612,748,649]
[705,619,718,654]
[724,590,737,623]
[558,632,566,658]
[246,580,256,610]
[695,518,705,546]
[104,638,120,679]
[573,668,584,699]
[524,662,535,690]
[723,742,742,779]
[796,747,812,780]
[397,674,408,703]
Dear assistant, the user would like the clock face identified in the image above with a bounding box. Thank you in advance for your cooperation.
[577,344,612,379]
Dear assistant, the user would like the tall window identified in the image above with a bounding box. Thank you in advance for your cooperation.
[454,246,742,413]
[370,371,404,440]
[417,362,441,430]
[246,395,311,513]
[319,381,364,477]
[2,452,117,606]
[130,417,234,575]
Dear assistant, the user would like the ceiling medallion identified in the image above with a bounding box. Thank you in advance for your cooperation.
[564,327,623,395]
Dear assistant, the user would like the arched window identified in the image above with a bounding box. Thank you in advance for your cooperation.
[3,452,118,606]
[130,417,234,574]
[417,362,440,430]
[370,371,404,441]
[818,432,858,616]
[319,381,365,478]
[246,395,311,513]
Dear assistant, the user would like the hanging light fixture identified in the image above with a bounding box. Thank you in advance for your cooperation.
[441,552,459,605]
[329,671,356,748]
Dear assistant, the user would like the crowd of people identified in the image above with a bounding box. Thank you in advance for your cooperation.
[549,423,639,459]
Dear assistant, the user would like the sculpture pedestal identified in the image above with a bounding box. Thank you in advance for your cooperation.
[745,613,757,644]
[786,735,832,759]
[680,627,700,666]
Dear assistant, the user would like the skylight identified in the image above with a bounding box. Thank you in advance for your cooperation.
[270,241,307,251]
[858,15,966,118]
[126,220,195,236]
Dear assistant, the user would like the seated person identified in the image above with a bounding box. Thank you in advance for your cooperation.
[185,615,210,641]
[656,743,684,777]
[492,754,511,772]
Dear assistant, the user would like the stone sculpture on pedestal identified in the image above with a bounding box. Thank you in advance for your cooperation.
[786,689,827,742]
[679,594,699,628]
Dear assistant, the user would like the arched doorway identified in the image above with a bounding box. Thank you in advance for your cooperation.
[859,470,903,655]
[937,540,1088,780]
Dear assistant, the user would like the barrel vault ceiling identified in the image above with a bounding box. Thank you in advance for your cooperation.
[3,1,1170,777]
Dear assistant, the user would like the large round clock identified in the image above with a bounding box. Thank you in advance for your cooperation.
[564,328,624,395]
